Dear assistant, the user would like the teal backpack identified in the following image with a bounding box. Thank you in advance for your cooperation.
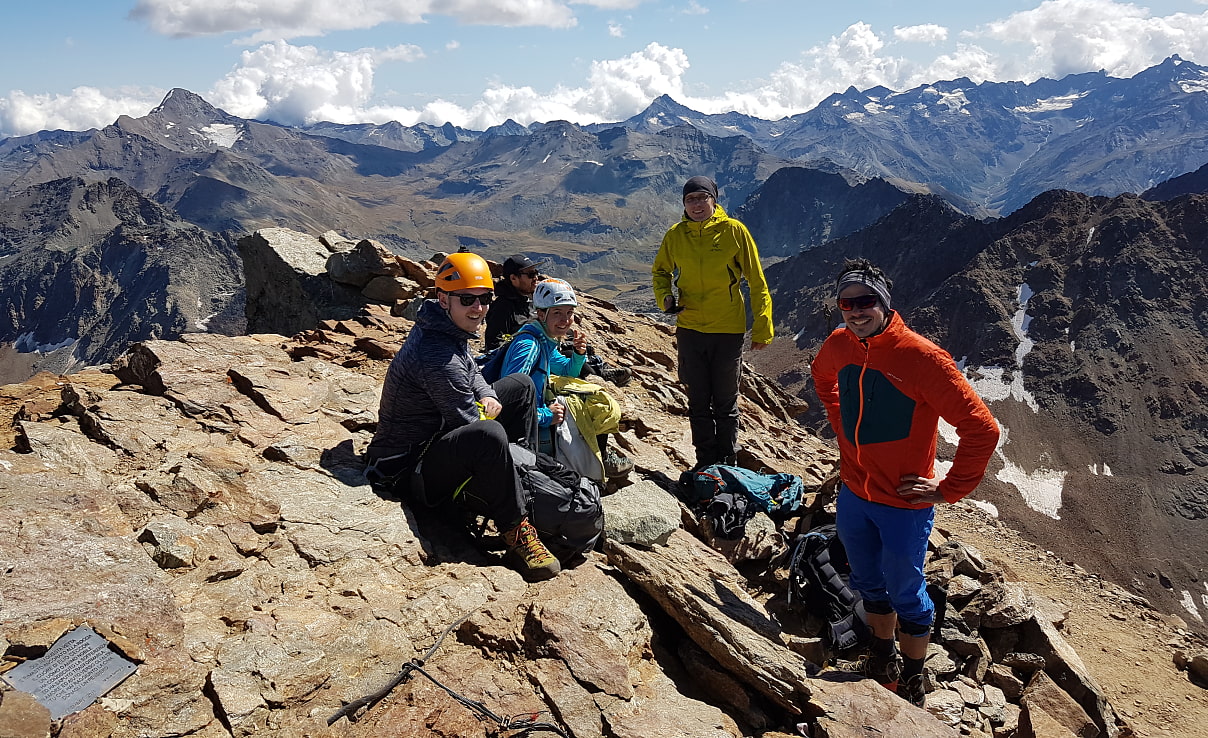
[688,464,804,515]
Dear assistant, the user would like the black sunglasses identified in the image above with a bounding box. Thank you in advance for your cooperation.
[836,294,879,311]
[448,292,493,307]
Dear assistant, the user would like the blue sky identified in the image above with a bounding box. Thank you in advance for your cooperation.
[2,0,1208,138]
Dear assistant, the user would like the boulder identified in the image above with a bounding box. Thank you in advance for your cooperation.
[361,275,422,302]
[1020,670,1096,737]
[326,238,404,288]
[603,479,682,547]
[238,228,368,334]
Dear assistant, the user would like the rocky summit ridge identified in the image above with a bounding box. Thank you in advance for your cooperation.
[0,227,1205,738]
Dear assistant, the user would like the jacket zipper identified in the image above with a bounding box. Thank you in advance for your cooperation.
[854,338,870,495]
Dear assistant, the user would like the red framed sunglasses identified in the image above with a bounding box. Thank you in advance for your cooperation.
[836,294,879,311]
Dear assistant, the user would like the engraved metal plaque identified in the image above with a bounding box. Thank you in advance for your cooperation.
[2,625,138,720]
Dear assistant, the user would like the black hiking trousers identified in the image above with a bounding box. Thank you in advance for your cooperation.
[676,327,744,467]
[419,373,538,529]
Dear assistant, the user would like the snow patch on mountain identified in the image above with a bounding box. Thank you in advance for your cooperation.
[920,87,971,115]
[13,332,75,354]
[196,123,240,148]
[939,417,1064,519]
[1013,283,1036,368]
[958,282,1040,413]
[1180,587,1204,622]
[1014,92,1089,114]
[996,453,1065,520]
[1179,78,1208,95]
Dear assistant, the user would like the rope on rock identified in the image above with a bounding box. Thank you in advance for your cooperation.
[326,610,572,737]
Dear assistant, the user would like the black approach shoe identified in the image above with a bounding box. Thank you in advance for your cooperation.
[860,650,902,692]
[899,672,926,707]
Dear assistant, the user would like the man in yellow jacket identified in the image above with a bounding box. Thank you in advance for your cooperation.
[652,175,774,469]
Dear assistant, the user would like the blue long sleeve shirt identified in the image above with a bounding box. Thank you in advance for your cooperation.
[500,321,585,427]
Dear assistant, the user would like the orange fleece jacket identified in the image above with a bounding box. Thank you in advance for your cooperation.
[811,311,999,509]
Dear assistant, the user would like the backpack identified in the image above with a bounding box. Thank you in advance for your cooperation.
[787,524,869,655]
[510,443,604,564]
[702,491,757,540]
[686,464,804,516]
[476,333,516,384]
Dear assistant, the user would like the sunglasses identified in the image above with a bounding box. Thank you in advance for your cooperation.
[836,294,879,311]
[521,270,540,278]
[448,292,493,307]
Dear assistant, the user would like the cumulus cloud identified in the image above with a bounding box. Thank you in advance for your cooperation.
[573,0,646,8]
[682,1,708,15]
[977,0,1208,79]
[609,22,625,37]
[130,0,579,40]
[423,42,690,128]
[894,24,948,44]
[207,40,426,125]
[0,87,161,139]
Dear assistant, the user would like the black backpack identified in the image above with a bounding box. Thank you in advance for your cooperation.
[787,524,869,655]
[510,443,604,564]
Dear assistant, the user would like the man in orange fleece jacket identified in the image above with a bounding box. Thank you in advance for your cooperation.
[811,258,999,708]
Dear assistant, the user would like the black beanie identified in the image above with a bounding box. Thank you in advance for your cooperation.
[682,176,718,201]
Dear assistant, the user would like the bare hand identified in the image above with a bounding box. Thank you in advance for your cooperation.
[897,474,944,504]
[570,327,588,355]
[750,341,770,351]
[548,400,565,426]
[663,295,675,312]
[480,397,502,419]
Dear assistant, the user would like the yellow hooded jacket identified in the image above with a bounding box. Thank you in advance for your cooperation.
[651,204,774,344]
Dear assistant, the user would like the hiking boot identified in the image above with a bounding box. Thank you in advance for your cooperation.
[860,650,902,692]
[604,447,634,478]
[601,365,632,387]
[503,519,561,581]
[899,672,926,707]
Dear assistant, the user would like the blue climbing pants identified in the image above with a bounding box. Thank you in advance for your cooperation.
[836,484,935,636]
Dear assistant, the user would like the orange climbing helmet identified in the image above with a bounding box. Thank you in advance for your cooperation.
[435,252,493,292]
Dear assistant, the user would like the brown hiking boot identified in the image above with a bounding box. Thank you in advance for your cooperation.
[503,518,561,581]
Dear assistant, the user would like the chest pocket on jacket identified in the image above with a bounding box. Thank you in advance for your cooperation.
[837,366,916,445]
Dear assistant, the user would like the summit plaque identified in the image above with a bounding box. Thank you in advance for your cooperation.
[2,625,138,720]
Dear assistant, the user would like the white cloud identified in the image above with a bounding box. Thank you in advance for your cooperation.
[574,0,646,7]
[207,40,425,126]
[0,87,160,139]
[609,22,625,37]
[977,0,1208,79]
[446,40,461,51]
[434,42,691,128]
[894,24,948,44]
[130,0,578,40]
[682,1,709,15]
